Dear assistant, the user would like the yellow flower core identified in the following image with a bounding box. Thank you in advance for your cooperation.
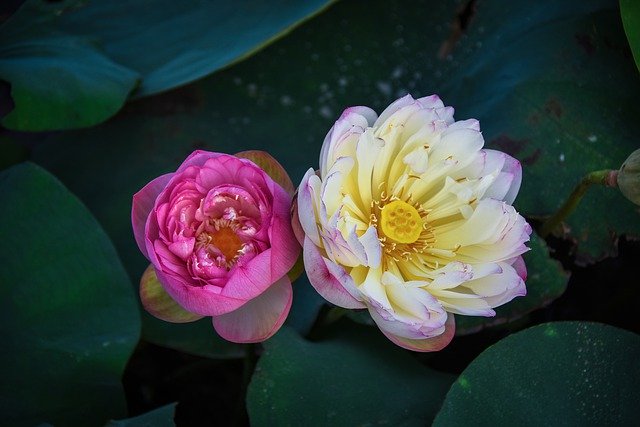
[380,200,423,244]
[210,226,243,260]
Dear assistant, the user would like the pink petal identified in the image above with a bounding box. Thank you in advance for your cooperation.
[132,173,172,258]
[303,237,366,309]
[511,255,527,280]
[175,150,224,174]
[195,165,229,190]
[155,267,247,316]
[268,182,302,275]
[223,250,274,300]
[168,237,195,260]
[212,276,293,343]
[380,314,455,352]
[220,185,299,301]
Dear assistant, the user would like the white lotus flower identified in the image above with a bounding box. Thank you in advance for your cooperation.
[295,94,531,351]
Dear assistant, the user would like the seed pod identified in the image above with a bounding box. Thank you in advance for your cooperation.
[618,149,640,206]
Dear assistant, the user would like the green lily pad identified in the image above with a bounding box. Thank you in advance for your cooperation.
[284,275,326,335]
[1,0,334,130]
[433,321,640,426]
[0,34,139,131]
[49,0,336,98]
[247,324,455,426]
[106,403,176,427]
[621,0,640,70]
[0,163,140,426]
[455,232,569,335]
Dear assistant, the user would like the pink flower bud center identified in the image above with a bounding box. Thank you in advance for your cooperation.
[208,226,243,261]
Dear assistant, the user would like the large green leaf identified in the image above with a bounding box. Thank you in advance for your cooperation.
[433,322,640,426]
[0,163,140,426]
[621,0,640,70]
[455,232,569,335]
[247,325,455,426]
[0,0,334,130]
[0,35,139,131]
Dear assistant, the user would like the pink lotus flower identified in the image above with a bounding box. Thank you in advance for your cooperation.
[294,94,531,352]
[132,150,300,343]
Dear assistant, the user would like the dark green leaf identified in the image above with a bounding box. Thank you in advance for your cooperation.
[284,275,325,335]
[455,232,569,335]
[0,135,29,171]
[0,19,139,130]
[0,163,140,426]
[620,0,640,70]
[106,403,176,427]
[434,321,640,426]
[247,324,455,426]
[3,0,335,97]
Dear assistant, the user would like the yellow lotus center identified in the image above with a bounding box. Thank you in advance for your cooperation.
[210,226,243,260]
[380,200,423,244]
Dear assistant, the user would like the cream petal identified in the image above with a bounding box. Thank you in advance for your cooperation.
[380,314,455,352]
[430,127,484,166]
[359,267,391,311]
[501,154,522,204]
[403,147,430,174]
[359,225,382,269]
[436,199,510,248]
[446,118,480,132]
[436,290,495,317]
[320,107,376,176]
[355,130,385,204]
[466,262,527,306]
[427,262,474,290]
[366,280,447,340]
[321,156,355,217]
[297,169,322,246]
[481,149,522,204]
[483,172,515,202]
[373,94,417,128]
[416,94,445,109]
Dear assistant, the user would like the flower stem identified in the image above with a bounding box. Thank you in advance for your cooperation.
[539,169,618,238]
